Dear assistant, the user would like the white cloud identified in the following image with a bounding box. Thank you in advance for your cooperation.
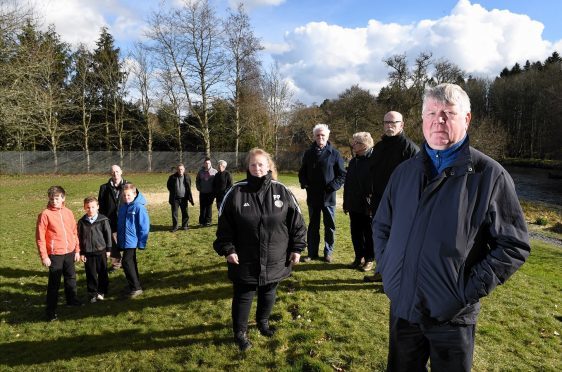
[31,0,148,50]
[273,0,561,104]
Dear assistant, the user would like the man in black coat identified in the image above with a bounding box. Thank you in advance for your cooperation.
[212,160,233,210]
[167,163,194,232]
[373,84,530,371]
[298,124,346,262]
[98,164,129,273]
[364,110,419,281]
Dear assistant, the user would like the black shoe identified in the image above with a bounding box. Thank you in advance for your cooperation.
[46,311,58,322]
[67,298,84,307]
[234,331,252,352]
[257,322,276,337]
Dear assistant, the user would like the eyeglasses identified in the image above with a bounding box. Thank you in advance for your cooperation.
[423,110,458,120]
[383,120,402,125]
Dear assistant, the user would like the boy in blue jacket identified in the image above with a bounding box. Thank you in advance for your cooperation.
[117,183,150,298]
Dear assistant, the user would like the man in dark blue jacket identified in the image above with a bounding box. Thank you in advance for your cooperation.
[373,83,530,371]
[298,124,346,262]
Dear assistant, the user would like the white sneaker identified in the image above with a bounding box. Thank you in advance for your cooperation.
[90,297,97,303]
[96,293,105,301]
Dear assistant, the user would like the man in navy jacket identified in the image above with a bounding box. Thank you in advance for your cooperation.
[373,83,530,371]
[298,124,346,262]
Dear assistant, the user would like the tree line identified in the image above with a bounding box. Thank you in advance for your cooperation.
[1,0,561,173]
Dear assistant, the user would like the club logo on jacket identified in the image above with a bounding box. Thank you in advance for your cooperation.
[243,202,250,207]
[273,195,283,208]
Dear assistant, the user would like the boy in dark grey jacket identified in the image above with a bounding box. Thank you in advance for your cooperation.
[78,196,112,303]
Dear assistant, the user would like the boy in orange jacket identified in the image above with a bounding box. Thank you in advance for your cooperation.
[36,186,82,321]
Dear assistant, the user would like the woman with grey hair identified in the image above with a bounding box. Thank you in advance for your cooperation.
[212,159,233,210]
[343,131,376,271]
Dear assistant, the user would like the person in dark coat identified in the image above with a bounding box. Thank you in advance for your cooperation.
[167,163,194,232]
[212,159,233,210]
[343,132,376,272]
[373,83,530,371]
[195,157,217,226]
[214,148,306,352]
[98,165,129,273]
[363,111,419,282]
[78,196,112,303]
[298,124,346,262]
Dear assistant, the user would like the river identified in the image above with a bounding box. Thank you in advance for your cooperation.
[506,166,562,207]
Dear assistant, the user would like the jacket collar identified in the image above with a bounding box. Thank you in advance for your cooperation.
[310,140,333,153]
[420,135,474,178]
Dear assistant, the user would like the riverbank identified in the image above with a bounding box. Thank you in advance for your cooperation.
[501,157,562,170]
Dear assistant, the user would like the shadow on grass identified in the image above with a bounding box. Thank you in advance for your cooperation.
[1,266,233,324]
[0,322,230,366]
[0,267,46,278]
[293,263,350,272]
[285,278,384,293]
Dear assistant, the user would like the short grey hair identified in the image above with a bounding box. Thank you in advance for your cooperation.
[313,123,330,136]
[218,160,227,168]
[352,132,374,148]
[422,83,471,115]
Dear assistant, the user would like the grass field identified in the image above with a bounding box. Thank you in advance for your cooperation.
[0,173,560,371]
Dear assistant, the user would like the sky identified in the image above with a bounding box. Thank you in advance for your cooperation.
[30,0,562,104]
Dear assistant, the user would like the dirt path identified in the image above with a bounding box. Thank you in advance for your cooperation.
[143,185,343,207]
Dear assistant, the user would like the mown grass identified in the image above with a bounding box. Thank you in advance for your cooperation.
[0,173,560,371]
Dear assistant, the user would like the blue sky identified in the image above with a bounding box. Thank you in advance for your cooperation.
[34,0,562,104]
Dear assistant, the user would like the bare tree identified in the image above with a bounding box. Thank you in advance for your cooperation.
[69,44,95,172]
[224,2,263,166]
[432,58,465,85]
[130,42,156,171]
[146,0,226,157]
[261,62,293,157]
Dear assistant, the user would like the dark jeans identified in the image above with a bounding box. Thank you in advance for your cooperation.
[307,205,336,257]
[387,313,475,372]
[232,282,278,334]
[84,252,109,297]
[349,211,374,262]
[199,192,214,225]
[121,249,141,291]
[171,197,189,228]
[215,192,226,210]
[46,253,78,313]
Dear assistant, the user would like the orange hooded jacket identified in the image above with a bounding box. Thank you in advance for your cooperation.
[36,204,80,260]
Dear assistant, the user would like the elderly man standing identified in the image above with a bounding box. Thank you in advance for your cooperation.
[298,124,346,262]
[167,163,194,232]
[363,110,419,281]
[212,160,233,210]
[196,157,217,226]
[373,83,530,371]
[98,165,129,273]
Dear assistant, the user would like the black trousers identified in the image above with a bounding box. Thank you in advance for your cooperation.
[171,197,189,228]
[84,252,109,297]
[349,211,374,262]
[232,282,278,334]
[121,249,141,291]
[46,253,78,313]
[387,313,475,372]
[199,192,214,225]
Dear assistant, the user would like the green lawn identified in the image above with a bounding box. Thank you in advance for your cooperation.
[0,173,560,371]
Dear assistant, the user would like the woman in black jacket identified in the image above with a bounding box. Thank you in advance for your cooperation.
[213,148,307,352]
